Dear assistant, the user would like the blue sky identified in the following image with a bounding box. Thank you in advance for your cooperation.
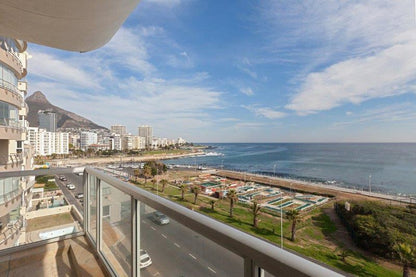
[27,0,416,142]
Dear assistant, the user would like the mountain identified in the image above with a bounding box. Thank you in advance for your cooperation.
[26,91,107,130]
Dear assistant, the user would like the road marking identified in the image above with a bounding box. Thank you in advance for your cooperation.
[189,253,197,260]
[153,272,160,276]
[151,226,156,231]
[161,234,167,239]
[208,267,216,274]
[174,243,180,248]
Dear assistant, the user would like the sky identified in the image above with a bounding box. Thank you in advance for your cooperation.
[26,0,416,142]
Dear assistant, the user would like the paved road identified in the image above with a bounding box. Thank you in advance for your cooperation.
[139,207,243,277]
[55,173,84,214]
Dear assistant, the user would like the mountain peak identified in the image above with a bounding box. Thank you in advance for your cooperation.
[26,91,107,130]
[27,91,50,104]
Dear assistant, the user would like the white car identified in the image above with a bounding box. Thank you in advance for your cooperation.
[152,211,170,225]
[67,184,75,190]
[140,249,152,269]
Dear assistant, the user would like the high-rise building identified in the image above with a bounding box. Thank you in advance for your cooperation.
[110,125,127,136]
[133,136,146,150]
[80,131,98,150]
[0,36,33,249]
[38,110,56,132]
[28,127,69,156]
[138,125,152,148]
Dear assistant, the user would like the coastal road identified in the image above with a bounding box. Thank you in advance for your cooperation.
[139,207,243,277]
[55,173,84,214]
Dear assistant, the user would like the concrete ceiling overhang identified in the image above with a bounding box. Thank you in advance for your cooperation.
[0,0,140,52]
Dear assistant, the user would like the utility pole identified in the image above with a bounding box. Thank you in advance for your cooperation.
[368,175,372,193]
[281,206,283,249]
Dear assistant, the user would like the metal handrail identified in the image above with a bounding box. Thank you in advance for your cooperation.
[85,167,343,277]
[0,167,344,276]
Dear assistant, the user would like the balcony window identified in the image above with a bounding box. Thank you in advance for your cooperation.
[0,177,20,205]
[0,101,18,127]
[0,63,18,93]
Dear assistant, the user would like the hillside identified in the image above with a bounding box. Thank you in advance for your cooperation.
[26,91,107,130]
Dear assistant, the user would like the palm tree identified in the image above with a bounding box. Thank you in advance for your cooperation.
[227,189,238,218]
[133,169,140,182]
[394,242,415,277]
[210,200,216,211]
[192,185,201,204]
[151,179,157,190]
[286,209,301,241]
[179,184,187,201]
[160,179,168,192]
[252,201,261,228]
[143,166,152,185]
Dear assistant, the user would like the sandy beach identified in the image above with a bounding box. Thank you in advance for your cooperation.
[48,151,205,166]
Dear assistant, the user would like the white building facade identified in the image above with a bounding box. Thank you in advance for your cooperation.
[27,127,69,156]
[80,131,98,150]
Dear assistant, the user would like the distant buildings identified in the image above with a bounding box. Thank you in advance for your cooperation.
[28,127,69,156]
[38,110,56,132]
[61,124,187,152]
[110,125,126,136]
[138,125,153,148]
[80,131,98,150]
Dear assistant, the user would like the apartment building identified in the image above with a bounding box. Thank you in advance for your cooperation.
[28,127,69,156]
[110,125,126,136]
[80,131,98,150]
[38,110,56,132]
[138,125,152,148]
[0,36,33,249]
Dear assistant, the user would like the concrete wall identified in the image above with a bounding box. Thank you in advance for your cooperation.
[25,205,71,220]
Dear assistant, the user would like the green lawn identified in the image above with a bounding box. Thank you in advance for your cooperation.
[26,213,74,232]
[131,181,403,276]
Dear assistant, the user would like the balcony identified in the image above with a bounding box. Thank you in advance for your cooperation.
[0,167,344,276]
[0,80,24,108]
[0,48,23,78]
[0,119,24,141]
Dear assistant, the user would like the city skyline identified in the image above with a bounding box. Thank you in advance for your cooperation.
[27,0,416,142]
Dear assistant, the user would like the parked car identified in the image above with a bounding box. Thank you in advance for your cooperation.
[139,249,152,269]
[67,184,75,190]
[151,211,170,225]
[75,193,84,199]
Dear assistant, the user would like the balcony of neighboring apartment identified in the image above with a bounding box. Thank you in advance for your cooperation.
[0,167,344,277]
[0,105,24,142]
[0,37,25,79]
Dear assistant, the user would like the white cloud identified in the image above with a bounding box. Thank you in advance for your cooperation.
[286,41,416,114]
[145,0,182,6]
[333,103,416,127]
[240,87,254,96]
[29,51,101,90]
[243,105,286,119]
[260,1,416,115]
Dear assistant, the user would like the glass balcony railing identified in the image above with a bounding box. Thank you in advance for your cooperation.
[0,167,344,276]
[0,80,23,100]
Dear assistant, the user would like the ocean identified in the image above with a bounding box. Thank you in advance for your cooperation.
[164,143,416,195]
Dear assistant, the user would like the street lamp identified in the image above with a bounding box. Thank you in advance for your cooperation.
[368,174,372,194]
[280,206,283,249]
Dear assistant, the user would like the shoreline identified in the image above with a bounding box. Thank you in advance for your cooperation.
[48,151,205,166]
[214,169,414,204]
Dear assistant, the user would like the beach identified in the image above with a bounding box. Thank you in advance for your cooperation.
[47,151,205,167]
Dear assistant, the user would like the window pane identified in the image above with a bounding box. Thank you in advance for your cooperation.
[87,174,97,242]
[100,181,132,276]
